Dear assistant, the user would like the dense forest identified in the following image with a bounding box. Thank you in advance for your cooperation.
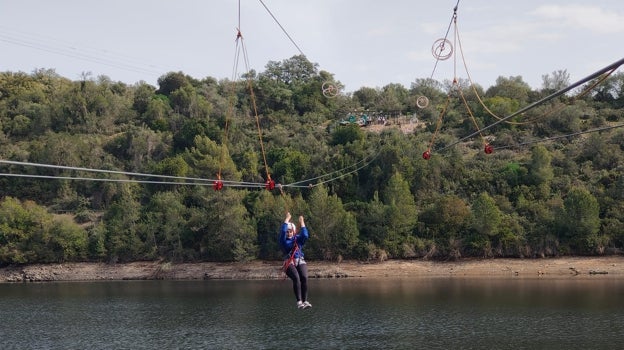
[1,55,624,265]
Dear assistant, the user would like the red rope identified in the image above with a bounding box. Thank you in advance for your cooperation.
[281,239,299,276]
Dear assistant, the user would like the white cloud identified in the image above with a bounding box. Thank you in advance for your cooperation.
[532,5,624,34]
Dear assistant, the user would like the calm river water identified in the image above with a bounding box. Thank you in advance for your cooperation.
[1,277,623,349]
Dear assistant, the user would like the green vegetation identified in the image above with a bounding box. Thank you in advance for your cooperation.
[1,56,624,264]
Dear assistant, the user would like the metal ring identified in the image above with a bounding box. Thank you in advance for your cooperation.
[416,96,429,109]
[432,38,453,60]
[322,82,338,98]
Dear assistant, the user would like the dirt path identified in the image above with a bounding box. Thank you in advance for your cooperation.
[1,256,622,282]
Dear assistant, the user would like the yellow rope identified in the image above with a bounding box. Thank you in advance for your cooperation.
[246,74,272,183]
[455,17,617,127]
[427,93,453,153]
[234,24,272,185]
[457,83,487,146]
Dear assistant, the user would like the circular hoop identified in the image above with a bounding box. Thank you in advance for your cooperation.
[322,82,338,98]
[416,95,429,109]
[432,38,453,60]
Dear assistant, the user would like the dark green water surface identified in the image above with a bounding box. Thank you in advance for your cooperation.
[1,277,623,349]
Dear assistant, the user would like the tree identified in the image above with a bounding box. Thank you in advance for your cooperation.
[0,197,87,264]
[330,124,364,146]
[558,187,601,253]
[378,83,408,114]
[481,96,520,121]
[355,192,386,246]
[471,192,502,237]
[261,55,318,86]
[527,145,554,199]
[103,184,142,262]
[352,87,379,110]
[252,190,284,260]
[486,76,531,104]
[141,95,172,131]
[269,148,311,185]
[468,192,503,257]
[48,215,88,262]
[541,69,570,92]
[419,194,470,244]
[306,185,358,260]
[381,172,418,257]
[141,191,189,261]
[197,189,258,262]
[183,135,241,183]
[157,71,191,96]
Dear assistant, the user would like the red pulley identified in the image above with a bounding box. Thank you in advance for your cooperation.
[213,180,224,191]
[484,144,493,154]
[265,179,275,190]
[422,150,431,160]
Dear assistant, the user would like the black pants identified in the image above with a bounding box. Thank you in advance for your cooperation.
[285,263,308,302]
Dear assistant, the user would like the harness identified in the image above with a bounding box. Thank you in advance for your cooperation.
[281,239,299,275]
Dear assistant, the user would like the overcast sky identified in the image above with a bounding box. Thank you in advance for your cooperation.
[1,0,623,92]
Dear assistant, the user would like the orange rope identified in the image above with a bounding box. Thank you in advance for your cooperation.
[426,93,453,153]
[426,13,490,157]
[245,75,272,183]
[231,1,273,185]
[216,32,243,182]
[457,84,488,147]
[455,16,616,127]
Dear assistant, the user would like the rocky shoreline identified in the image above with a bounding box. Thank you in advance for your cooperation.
[1,256,623,282]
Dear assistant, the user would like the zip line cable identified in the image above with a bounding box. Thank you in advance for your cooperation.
[283,142,384,188]
[0,173,269,188]
[454,17,618,127]
[0,0,372,190]
[0,151,382,189]
[429,0,460,80]
[423,4,493,159]
[2,0,382,196]
[0,159,264,188]
[492,122,624,151]
[435,57,624,153]
[422,3,623,157]
[257,0,306,57]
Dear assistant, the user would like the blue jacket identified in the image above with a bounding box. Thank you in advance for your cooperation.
[279,222,309,259]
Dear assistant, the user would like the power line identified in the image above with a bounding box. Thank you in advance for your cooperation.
[0,26,166,76]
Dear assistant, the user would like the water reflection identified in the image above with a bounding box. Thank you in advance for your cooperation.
[0,277,623,349]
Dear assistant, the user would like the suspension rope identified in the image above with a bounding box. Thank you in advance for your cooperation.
[455,17,618,127]
[257,0,306,57]
[423,3,493,159]
[429,0,460,80]
[435,57,624,153]
[424,7,623,155]
[423,93,453,159]
[457,83,488,147]
[231,1,274,189]
[287,150,383,188]
[455,17,528,126]
[493,122,624,150]
[214,30,243,190]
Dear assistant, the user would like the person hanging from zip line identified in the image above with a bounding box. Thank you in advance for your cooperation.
[279,211,311,309]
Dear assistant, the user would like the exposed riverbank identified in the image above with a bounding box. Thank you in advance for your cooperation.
[1,256,622,282]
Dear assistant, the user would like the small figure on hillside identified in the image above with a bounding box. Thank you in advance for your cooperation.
[279,212,311,309]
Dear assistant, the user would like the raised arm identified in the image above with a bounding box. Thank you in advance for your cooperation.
[297,215,309,245]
